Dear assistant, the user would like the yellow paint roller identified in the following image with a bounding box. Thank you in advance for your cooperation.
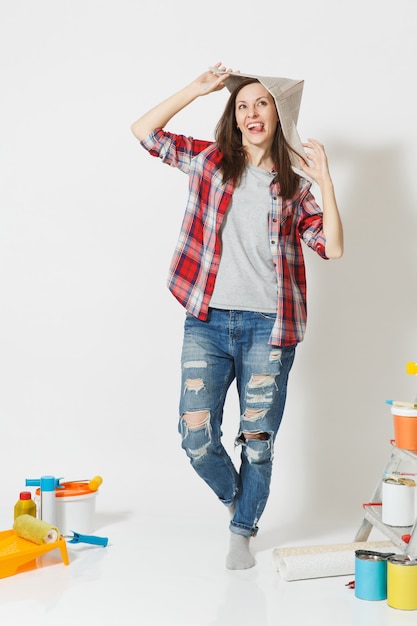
[13,515,60,545]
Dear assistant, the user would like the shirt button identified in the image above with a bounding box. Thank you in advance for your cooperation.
[272,218,278,222]
[271,241,276,245]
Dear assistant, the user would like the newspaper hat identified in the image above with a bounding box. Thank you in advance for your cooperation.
[213,69,307,168]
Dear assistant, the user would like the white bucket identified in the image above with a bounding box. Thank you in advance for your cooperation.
[34,480,99,535]
[55,490,97,535]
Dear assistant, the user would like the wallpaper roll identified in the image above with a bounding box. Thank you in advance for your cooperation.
[13,514,60,544]
[272,540,399,582]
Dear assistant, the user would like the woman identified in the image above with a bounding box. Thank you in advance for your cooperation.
[131,63,343,569]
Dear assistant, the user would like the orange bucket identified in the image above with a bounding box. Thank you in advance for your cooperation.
[392,406,417,451]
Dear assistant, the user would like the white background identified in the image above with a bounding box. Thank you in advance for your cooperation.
[1,0,416,539]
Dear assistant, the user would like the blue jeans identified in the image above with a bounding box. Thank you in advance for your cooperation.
[178,308,296,537]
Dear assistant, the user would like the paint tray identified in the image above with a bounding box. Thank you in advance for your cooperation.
[0,529,69,579]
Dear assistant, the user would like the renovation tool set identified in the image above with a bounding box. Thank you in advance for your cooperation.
[0,473,108,580]
[273,361,417,611]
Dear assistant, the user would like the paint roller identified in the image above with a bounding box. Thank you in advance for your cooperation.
[13,514,60,545]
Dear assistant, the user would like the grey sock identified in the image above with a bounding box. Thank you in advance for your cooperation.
[226,532,255,570]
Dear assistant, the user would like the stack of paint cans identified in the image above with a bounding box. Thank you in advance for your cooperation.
[355,550,417,610]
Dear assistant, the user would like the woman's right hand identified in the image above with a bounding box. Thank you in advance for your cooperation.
[190,63,234,96]
[131,63,235,141]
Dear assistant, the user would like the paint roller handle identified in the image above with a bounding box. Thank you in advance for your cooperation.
[25,476,62,488]
[67,531,108,546]
[88,475,103,491]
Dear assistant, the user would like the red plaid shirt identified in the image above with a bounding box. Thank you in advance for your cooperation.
[140,128,328,346]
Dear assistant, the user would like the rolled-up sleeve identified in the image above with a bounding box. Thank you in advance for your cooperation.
[140,129,212,175]
[298,189,328,259]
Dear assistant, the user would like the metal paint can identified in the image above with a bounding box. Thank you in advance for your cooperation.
[387,555,417,610]
[355,550,394,601]
[382,476,416,526]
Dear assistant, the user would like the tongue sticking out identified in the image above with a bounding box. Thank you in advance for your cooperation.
[248,123,264,132]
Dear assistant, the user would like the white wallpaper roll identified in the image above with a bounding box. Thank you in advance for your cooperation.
[272,540,399,582]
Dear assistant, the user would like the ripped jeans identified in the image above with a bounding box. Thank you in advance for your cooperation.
[178,308,296,537]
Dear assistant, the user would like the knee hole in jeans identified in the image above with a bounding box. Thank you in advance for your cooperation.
[239,430,270,441]
[184,378,205,392]
[182,410,210,430]
[248,374,276,388]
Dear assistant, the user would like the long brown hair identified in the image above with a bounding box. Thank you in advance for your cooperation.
[215,78,301,199]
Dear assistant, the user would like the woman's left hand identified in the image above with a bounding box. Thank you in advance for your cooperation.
[299,139,343,259]
[298,139,331,187]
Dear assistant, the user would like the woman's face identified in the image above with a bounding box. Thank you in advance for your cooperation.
[235,82,278,151]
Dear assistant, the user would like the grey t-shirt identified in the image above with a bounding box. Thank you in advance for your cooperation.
[209,164,278,313]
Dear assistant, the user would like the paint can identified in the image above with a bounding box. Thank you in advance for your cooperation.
[391,406,417,451]
[387,555,417,610]
[355,550,394,601]
[36,481,98,535]
[382,476,416,527]
[55,482,98,534]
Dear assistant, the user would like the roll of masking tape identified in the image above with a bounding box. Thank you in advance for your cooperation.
[13,514,60,544]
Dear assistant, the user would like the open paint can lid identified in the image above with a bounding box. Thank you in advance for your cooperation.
[355,550,395,561]
[388,555,417,566]
[36,481,97,498]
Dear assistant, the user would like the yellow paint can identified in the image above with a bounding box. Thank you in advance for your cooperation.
[387,555,417,610]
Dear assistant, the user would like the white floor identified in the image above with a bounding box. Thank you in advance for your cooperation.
[1,504,416,626]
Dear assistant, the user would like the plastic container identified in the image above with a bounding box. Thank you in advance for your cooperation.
[0,529,69,579]
[54,482,97,535]
[25,475,58,525]
[34,480,100,535]
[391,406,417,451]
[387,555,417,610]
[39,475,57,525]
[14,492,36,520]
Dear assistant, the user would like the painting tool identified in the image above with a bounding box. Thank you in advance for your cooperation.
[63,531,108,546]
[13,514,60,544]
[386,400,417,409]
